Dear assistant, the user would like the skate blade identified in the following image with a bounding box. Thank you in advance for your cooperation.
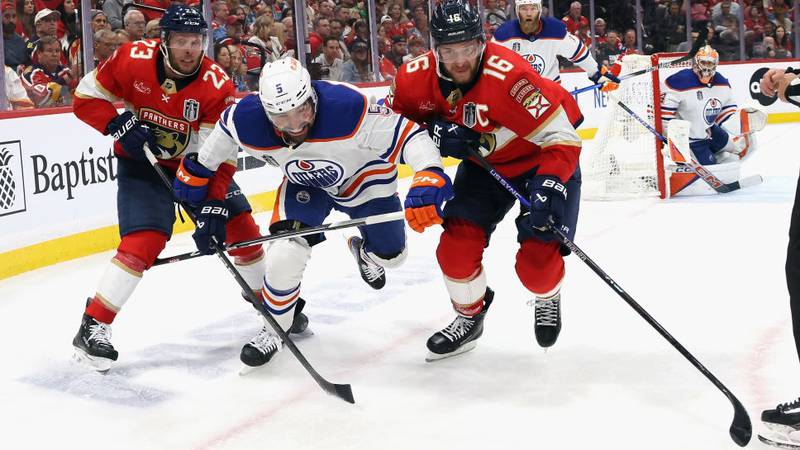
[289,328,314,339]
[759,432,800,449]
[238,363,266,376]
[425,341,478,362]
[72,349,112,373]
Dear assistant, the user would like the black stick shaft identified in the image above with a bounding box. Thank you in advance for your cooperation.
[143,147,354,403]
[464,147,750,445]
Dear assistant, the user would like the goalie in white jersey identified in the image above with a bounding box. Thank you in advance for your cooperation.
[173,57,451,369]
[491,0,619,89]
[661,45,764,166]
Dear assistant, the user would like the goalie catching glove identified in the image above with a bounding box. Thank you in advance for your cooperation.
[589,65,621,92]
[525,175,567,239]
[404,167,454,233]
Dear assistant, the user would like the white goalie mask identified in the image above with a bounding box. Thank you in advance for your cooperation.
[259,57,318,142]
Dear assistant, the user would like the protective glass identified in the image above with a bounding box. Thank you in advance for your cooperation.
[268,99,315,134]
[436,40,484,64]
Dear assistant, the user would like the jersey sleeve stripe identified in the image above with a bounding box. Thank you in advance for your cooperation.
[386,121,417,164]
[396,127,427,164]
[340,165,397,198]
[379,118,405,160]
[569,44,590,62]
[338,173,398,203]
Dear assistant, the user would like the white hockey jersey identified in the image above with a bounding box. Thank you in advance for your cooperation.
[197,80,442,208]
[491,17,598,82]
[661,68,737,141]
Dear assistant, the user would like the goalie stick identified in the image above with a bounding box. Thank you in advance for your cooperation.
[464,145,752,447]
[570,26,709,97]
[614,97,763,194]
[143,145,355,404]
[152,211,405,267]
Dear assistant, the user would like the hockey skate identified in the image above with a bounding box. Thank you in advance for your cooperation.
[72,312,119,373]
[532,291,562,348]
[347,236,386,290]
[760,398,800,448]
[239,298,311,374]
[426,288,494,362]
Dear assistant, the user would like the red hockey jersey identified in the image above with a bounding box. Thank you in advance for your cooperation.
[73,39,236,168]
[390,42,583,181]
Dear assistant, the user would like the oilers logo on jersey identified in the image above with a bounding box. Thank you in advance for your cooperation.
[522,53,547,75]
[703,98,723,124]
[284,159,345,189]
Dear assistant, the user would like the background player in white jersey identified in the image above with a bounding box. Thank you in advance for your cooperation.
[174,58,450,369]
[491,0,619,90]
[660,45,759,166]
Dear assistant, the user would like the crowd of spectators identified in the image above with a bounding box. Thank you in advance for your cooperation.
[2,0,798,111]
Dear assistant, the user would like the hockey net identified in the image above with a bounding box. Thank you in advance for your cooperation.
[581,53,692,200]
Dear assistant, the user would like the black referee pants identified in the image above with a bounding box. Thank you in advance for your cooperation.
[787,174,800,364]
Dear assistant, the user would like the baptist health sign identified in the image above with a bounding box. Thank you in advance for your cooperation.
[0,140,26,218]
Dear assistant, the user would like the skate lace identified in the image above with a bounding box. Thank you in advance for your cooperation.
[88,323,113,347]
[441,316,474,342]
[351,239,384,283]
[533,297,560,327]
[251,329,282,355]
[777,397,800,413]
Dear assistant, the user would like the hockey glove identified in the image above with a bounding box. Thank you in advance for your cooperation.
[106,111,158,160]
[525,175,567,234]
[589,66,621,92]
[193,200,228,255]
[404,167,454,233]
[427,117,481,159]
[174,154,214,205]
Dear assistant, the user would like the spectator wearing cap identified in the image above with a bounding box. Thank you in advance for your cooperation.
[93,28,118,64]
[3,1,30,68]
[16,0,35,38]
[21,36,72,107]
[226,15,245,41]
[91,10,109,33]
[123,9,146,41]
[340,39,372,83]
[593,18,607,45]
[31,8,59,41]
[385,35,407,69]
[312,36,343,81]
[144,19,161,39]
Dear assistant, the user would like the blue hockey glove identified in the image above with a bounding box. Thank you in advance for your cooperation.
[589,66,621,92]
[427,118,481,159]
[404,167,454,233]
[106,111,158,160]
[174,154,215,205]
[525,175,567,233]
[193,200,228,255]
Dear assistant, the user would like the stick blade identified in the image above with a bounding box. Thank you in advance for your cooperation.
[328,383,355,404]
[739,174,764,189]
[729,402,752,447]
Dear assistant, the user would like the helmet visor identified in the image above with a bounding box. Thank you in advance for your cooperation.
[436,39,483,63]
[268,99,315,134]
[166,32,207,52]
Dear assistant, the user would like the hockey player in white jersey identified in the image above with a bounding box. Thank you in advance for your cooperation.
[491,0,619,89]
[660,45,762,166]
[173,57,451,368]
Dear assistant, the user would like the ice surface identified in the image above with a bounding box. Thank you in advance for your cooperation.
[2,124,799,449]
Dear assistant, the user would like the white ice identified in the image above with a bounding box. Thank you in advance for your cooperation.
[2,124,800,450]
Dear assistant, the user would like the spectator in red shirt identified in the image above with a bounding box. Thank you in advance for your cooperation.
[562,1,589,37]
[21,36,72,107]
[593,18,607,45]
[308,16,330,57]
[16,0,35,38]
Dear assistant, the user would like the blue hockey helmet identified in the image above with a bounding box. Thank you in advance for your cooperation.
[159,5,208,77]
[430,0,484,47]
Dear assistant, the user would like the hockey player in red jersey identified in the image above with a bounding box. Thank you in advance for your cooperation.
[389,0,583,360]
[69,5,288,372]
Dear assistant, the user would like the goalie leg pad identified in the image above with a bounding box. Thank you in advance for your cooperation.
[437,218,487,280]
[516,239,565,296]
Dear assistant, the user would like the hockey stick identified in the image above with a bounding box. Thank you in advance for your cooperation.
[152,211,404,266]
[142,146,355,404]
[570,26,709,97]
[614,98,763,193]
[464,146,752,446]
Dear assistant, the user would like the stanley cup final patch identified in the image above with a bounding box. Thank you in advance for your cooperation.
[463,102,477,128]
[183,99,200,122]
